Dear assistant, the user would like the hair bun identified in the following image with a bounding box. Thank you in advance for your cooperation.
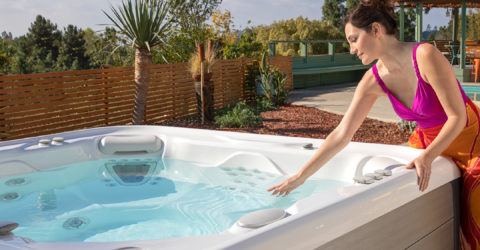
[361,0,394,13]
[347,0,398,36]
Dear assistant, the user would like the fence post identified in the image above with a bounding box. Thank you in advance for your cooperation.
[200,62,205,124]
[300,42,308,63]
[328,42,336,62]
[399,2,405,42]
[415,2,423,42]
[269,42,276,56]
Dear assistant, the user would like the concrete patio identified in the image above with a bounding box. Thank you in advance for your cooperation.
[289,79,480,124]
[288,83,401,123]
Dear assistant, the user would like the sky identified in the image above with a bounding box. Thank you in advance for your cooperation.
[0,0,450,38]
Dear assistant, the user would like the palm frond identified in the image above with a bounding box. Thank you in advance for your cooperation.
[103,0,172,50]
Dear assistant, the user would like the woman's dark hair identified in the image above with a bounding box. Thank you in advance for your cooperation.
[345,0,398,36]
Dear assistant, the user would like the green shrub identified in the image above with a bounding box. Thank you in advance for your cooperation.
[255,97,275,113]
[242,60,260,105]
[215,101,262,128]
[257,51,289,106]
[222,29,263,60]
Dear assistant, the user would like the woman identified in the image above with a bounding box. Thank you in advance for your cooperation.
[268,0,480,248]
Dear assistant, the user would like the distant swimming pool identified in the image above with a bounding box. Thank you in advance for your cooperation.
[462,85,480,101]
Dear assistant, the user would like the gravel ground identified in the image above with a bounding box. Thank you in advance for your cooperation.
[158,104,410,145]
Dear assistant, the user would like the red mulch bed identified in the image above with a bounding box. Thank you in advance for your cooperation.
[157,104,410,145]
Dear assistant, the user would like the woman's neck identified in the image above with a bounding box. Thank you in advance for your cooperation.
[377,38,412,74]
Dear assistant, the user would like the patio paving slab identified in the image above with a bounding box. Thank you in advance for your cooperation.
[288,83,401,123]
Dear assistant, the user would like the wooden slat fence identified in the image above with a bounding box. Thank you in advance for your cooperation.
[270,56,294,90]
[0,56,292,140]
[0,67,135,140]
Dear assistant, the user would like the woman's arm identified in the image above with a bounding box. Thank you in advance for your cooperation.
[268,69,382,196]
[411,43,467,191]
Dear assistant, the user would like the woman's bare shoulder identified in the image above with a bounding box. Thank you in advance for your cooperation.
[357,67,384,96]
[416,42,443,61]
[415,42,453,83]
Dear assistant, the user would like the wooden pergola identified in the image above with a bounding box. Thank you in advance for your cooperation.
[393,0,480,71]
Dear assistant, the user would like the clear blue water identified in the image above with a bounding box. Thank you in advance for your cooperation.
[462,85,480,100]
[0,158,346,242]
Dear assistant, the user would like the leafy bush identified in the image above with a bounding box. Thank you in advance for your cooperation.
[397,120,417,133]
[222,29,263,59]
[244,60,260,92]
[255,97,275,113]
[258,67,288,106]
[215,101,261,128]
[257,51,289,106]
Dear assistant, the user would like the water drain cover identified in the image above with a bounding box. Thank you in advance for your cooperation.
[5,178,27,186]
[1,192,19,201]
[63,217,89,230]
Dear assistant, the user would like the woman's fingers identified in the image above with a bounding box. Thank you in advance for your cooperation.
[420,167,431,191]
[272,186,285,196]
[268,175,300,196]
[414,163,427,191]
[405,161,415,169]
[273,188,285,196]
[268,181,295,196]
[420,167,425,191]
[406,161,421,186]
[268,182,285,195]
[267,184,279,192]
[268,181,288,191]
[412,162,431,192]
[415,164,422,185]
[419,171,425,191]
[278,184,291,196]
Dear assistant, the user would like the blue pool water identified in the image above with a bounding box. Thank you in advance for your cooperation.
[0,158,346,242]
[462,85,480,100]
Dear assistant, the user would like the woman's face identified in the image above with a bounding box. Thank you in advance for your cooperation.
[344,22,378,65]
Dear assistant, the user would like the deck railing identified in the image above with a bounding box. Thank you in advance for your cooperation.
[268,40,367,88]
[268,40,350,62]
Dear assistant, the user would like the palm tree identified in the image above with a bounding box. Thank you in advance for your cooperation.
[104,0,172,125]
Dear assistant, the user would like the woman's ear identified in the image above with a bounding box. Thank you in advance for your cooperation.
[371,22,382,37]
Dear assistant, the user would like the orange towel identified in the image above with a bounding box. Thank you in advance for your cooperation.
[408,100,480,250]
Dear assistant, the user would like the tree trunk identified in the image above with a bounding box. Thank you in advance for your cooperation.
[132,48,152,125]
[194,78,214,122]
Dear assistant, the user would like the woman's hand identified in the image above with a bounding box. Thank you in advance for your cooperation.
[406,154,434,192]
[267,174,306,196]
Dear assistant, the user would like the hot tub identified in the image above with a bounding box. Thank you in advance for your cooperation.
[0,126,461,250]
